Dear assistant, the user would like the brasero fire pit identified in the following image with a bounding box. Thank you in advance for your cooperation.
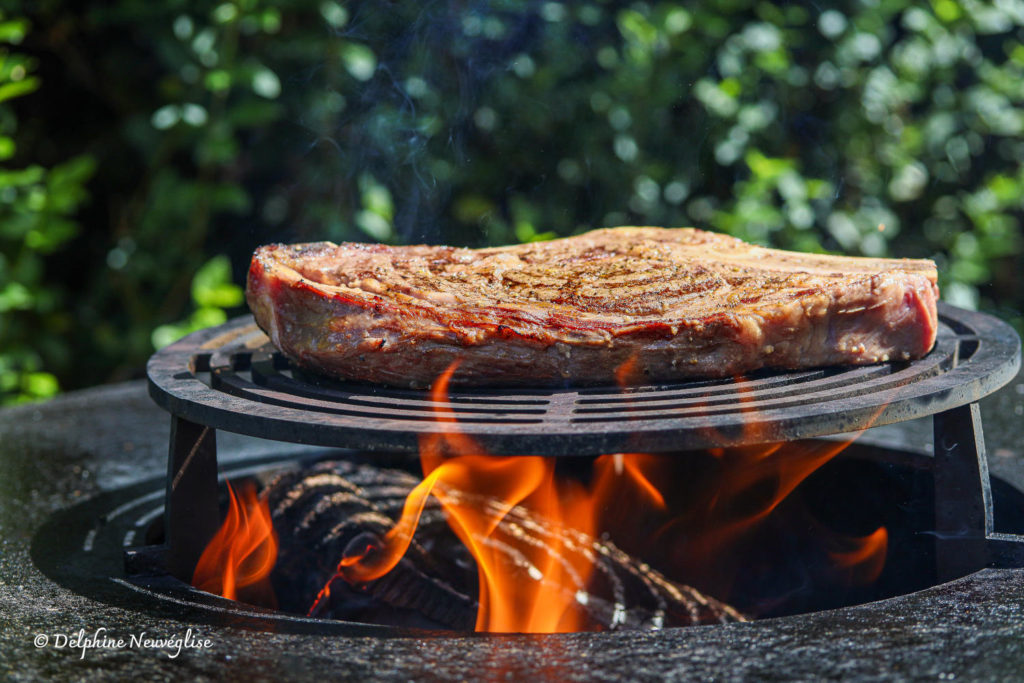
[132,301,1021,631]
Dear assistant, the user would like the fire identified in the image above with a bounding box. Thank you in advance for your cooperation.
[191,479,278,608]
[315,360,892,632]
[640,439,868,600]
[827,526,888,585]
[195,361,894,631]
[613,354,642,386]
[316,362,668,632]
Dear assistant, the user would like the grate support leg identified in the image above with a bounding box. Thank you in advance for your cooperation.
[933,402,994,582]
[164,415,220,582]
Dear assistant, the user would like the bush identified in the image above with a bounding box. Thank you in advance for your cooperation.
[0,12,93,403]
[5,0,1024,400]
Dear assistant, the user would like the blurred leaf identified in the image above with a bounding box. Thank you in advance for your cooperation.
[0,76,38,102]
[22,372,58,400]
[251,67,280,99]
[341,43,376,81]
[25,219,79,253]
[191,255,243,309]
[151,104,180,129]
[227,99,283,126]
[0,136,14,160]
[359,174,393,221]
[0,18,30,44]
[746,150,793,181]
[151,307,230,349]
[211,3,238,24]
[209,182,250,213]
[320,1,348,29]
[0,165,44,187]
[0,282,32,312]
[453,194,496,224]
[204,69,231,91]
[356,210,392,241]
[618,10,658,46]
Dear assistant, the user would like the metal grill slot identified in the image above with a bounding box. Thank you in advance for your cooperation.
[575,368,829,400]
[210,372,544,423]
[574,371,827,404]
[247,368,547,415]
[574,366,889,409]
[287,365,556,402]
[571,346,953,418]
[958,339,980,363]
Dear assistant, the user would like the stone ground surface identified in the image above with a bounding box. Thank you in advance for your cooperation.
[1,374,1023,682]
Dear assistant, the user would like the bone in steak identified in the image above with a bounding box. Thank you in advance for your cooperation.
[246,227,938,387]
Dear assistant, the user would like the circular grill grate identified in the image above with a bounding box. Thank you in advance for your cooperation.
[147,303,1020,455]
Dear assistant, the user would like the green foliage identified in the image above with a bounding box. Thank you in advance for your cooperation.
[151,255,244,349]
[4,0,1024,398]
[0,13,93,404]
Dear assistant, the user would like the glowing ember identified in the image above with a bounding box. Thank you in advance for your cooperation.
[191,480,278,608]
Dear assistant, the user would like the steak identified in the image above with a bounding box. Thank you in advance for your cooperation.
[245,227,939,387]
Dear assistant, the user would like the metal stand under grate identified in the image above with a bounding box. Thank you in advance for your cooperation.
[133,303,1021,589]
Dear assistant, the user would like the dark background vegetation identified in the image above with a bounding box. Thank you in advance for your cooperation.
[2,0,1023,403]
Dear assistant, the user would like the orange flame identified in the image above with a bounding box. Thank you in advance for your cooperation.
[177,347,897,629]
[319,362,669,633]
[602,453,667,510]
[644,366,893,597]
[647,439,862,599]
[613,354,642,386]
[319,360,893,631]
[827,526,888,585]
[698,440,853,534]
[192,480,278,608]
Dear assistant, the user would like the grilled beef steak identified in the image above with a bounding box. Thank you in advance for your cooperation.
[246,227,938,387]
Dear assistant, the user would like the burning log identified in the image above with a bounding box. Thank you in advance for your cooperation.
[264,460,477,630]
[262,459,745,632]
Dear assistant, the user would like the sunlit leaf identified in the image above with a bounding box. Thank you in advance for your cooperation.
[0,136,15,161]
[356,210,392,241]
[341,43,376,81]
[0,18,30,44]
[251,67,280,99]
[151,105,180,130]
[205,69,231,91]
[0,76,39,103]
[191,255,244,309]
[0,282,33,312]
[320,1,348,28]
[359,174,393,221]
[212,3,238,24]
[617,9,658,46]
[23,372,59,400]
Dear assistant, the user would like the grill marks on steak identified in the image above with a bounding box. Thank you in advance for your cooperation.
[286,240,732,317]
[246,227,939,387]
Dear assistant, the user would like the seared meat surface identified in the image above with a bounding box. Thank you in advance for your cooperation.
[246,227,938,387]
